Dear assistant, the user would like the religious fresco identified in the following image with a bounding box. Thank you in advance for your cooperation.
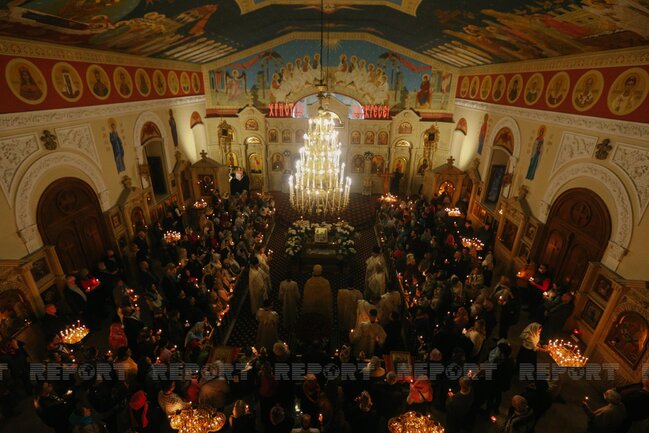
[0,55,203,114]
[457,65,649,123]
[207,40,453,111]
[0,1,647,66]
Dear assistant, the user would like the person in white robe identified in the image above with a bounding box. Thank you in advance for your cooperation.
[379,286,402,327]
[367,267,387,300]
[256,300,279,352]
[302,265,333,326]
[279,275,300,329]
[337,283,363,333]
[356,297,379,329]
[248,257,269,315]
[365,246,387,289]
[350,309,386,358]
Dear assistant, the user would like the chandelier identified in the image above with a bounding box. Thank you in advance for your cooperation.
[169,407,226,433]
[288,0,351,216]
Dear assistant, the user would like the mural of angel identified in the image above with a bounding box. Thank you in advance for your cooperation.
[226,69,246,100]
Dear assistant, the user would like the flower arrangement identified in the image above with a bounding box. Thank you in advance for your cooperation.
[285,220,357,257]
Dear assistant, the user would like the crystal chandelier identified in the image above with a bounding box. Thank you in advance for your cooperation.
[289,102,351,216]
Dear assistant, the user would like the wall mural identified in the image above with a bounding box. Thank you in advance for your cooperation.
[0,2,647,67]
[207,40,453,112]
[0,55,203,114]
[458,66,649,123]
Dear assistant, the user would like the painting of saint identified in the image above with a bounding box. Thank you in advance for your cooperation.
[524,73,543,105]
[492,75,505,101]
[393,157,406,174]
[546,72,569,108]
[477,114,489,155]
[226,69,246,101]
[416,157,429,175]
[268,129,278,143]
[526,126,546,180]
[87,65,110,99]
[606,312,649,369]
[249,153,263,174]
[135,69,150,97]
[190,112,203,128]
[371,155,385,174]
[52,62,82,102]
[226,152,238,167]
[192,73,201,93]
[460,76,470,98]
[352,155,364,173]
[114,67,132,98]
[398,122,412,134]
[108,119,125,173]
[168,109,179,147]
[271,153,284,172]
[486,165,505,203]
[416,74,431,108]
[282,129,291,143]
[573,71,603,112]
[469,76,479,99]
[507,75,522,103]
[180,72,191,94]
[153,70,166,95]
[13,64,45,104]
[378,131,388,145]
[168,71,180,95]
[351,131,361,144]
[480,75,492,100]
[365,131,375,145]
[608,68,648,116]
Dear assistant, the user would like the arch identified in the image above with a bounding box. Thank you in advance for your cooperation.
[133,111,168,164]
[540,162,633,252]
[481,116,521,177]
[14,151,109,253]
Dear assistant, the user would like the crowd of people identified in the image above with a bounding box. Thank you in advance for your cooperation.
[1,189,648,433]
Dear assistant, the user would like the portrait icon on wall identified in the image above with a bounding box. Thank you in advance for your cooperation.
[480,75,492,100]
[524,73,544,106]
[51,62,82,103]
[271,153,284,172]
[459,76,470,98]
[492,75,506,101]
[506,74,523,103]
[572,70,603,112]
[416,157,429,176]
[191,72,201,93]
[245,118,258,130]
[607,67,649,116]
[371,155,385,174]
[225,152,238,167]
[469,76,480,99]
[86,64,111,100]
[167,71,180,95]
[249,153,263,174]
[5,58,47,105]
[392,157,406,174]
[134,68,151,97]
[282,129,291,143]
[268,129,278,143]
[546,72,570,108]
[314,227,328,243]
[398,122,412,134]
[113,67,133,98]
[592,275,613,304]
[180,72,191,94]
[365,131,375,145]
[199,174,215,196]
[351,130,361,144]
[351,154,365,173]
[153,70,166,96]
[378,131,388,145]
[581,300,604,330]
[606,311,649,369]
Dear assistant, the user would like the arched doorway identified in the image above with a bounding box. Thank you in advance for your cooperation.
[539,188,611,291]
[37,178,109,274]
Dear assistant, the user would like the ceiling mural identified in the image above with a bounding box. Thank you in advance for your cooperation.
[206,40,453,112]
[0,1,647,67]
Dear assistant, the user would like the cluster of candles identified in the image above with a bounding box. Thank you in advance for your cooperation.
[380,193,399,203]
[445,207,463,217]
[461,236,484,251]
[193,198,208,209]
[60,321,89,345]
[388,411,445,433]
[169,407,226,433]
[164,230,182,244]
[125,287,140,309]
[544,339,589,367]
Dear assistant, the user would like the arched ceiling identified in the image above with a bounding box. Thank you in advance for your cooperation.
[0,0,647,67]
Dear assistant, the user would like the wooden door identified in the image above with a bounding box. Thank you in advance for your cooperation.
[37,178,109,274]
[539,188,611,291]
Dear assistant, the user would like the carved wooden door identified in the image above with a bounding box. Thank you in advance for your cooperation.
[37,178,109,274]
[539,188,611,291]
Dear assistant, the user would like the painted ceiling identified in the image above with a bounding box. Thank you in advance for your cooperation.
[0,0,647,67]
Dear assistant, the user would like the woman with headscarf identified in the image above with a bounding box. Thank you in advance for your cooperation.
[407,375,433,413]
[517,322,543,374]
[128,390,150,433]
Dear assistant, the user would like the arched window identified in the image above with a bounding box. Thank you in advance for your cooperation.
[484,127,513,205]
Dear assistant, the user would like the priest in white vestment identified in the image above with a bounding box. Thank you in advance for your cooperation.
[378,286,402,327]
[301,265,333,326]
[337,283,363,332]
[248,257,269,315]
[356,298,379,329]
[279,275,300,328]
[350,309,386,358]
[365,246,387,289]
[367,267,387,300]
[256,299,279,351]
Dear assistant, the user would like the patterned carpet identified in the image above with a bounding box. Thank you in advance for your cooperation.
[226,192,380,350]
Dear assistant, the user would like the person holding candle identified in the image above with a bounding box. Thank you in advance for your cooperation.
[500,395,535,433]
[517,322,543,377]
[582,389,626,433]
